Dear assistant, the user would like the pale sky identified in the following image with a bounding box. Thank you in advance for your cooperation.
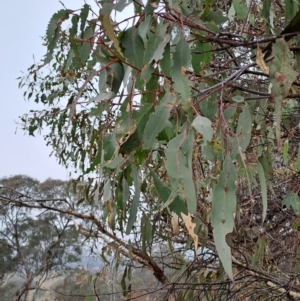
[0,1,89,181]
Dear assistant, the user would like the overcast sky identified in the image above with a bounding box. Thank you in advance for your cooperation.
[0,1,91,181]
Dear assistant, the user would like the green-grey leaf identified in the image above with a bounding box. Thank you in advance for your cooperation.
[107,62,125,94]
[191,115,213,144]
[103,133,118,162]
[46,9,68,42]
[44,10,69,64]
[171,33,192,105]
[151,168,188,216]
[233,0,248,19]
[232,95,244,103]
[122,27,144,69]
[165,132,196,212]
[224,106,236,121]
[141,23,169,84]
[203,11,228,25]
[143,23,169,64]
[192,41,211,74]
[270,38,298,147]
[160,42,171,77]
[282,192,300,213]
[126,166,140,234]
[236,104,252,153]
[257,161,267,222]
[143,90,176,149]
[212,155,237,280]
[283,139,289,164]
[138,15,153,43]
[80,4,89,33]
[70,14,79,36]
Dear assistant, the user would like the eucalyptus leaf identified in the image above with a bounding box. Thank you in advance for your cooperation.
[233,0,248,19]
[171,33,192,105]
[143,89,176,149]
[257,162,267,222]
[192,115,213,144]
[165,132,197,213]
[212,155,237,280]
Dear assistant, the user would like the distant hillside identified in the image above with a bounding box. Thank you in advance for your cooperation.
[0,256,104,301]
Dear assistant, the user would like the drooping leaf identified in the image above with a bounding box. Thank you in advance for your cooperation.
[160,42,171,77]
[192,41,211,74]
[126,166,141,234]
[199,93,218,119]
[103,179,116,230]
[120,104,153,154]
[262,0,271,34]
[257,162,267,222]
[102,133,119,163]
[70,14,79,36]
[270,38,298,147]
[251,235,266,269]
[121,266,128,296]
[283,139,289,164]
[141,22,170,83]
[138,15,153,43]
[46,9,68,43]
[284,0,299,25]
[79,4,89,34]
[100,5,123,56]
[223,106,236,121]
[152,29,170,62]
[143,22,169,64]
[150,169,188,215]
[115,116,137,146]
[165,131,197,213]
[106,61,125,94]
[76,23,96,64]
[192,115,213,144]
[143,89,177,149]
[211,155,237,280]
[258,152,273,179]
[236,104,252,153]
[44,10,69,64]
[171,33,192,106]
[122,27,144,69]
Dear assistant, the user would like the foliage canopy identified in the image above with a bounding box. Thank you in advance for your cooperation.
[18,0,300,299]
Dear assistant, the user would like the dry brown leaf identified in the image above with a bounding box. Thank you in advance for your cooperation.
[171,213,179,235]
[181,212,198,254]
[107,200,113,227]
[256,44,269,75]
[100,14,123,56]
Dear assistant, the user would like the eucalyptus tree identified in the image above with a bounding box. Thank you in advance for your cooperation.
[18,0,300,299]
[0,175,81,301]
